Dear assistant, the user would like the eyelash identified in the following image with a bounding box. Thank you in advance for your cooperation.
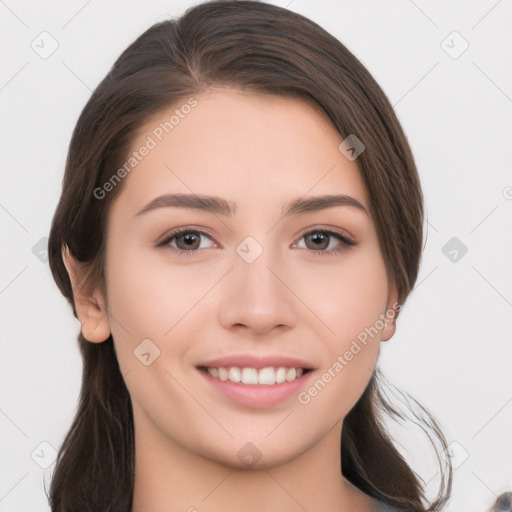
[156,227,356,257]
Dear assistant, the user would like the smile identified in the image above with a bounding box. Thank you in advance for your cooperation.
[199,366,310,385]
[197,365,314,407]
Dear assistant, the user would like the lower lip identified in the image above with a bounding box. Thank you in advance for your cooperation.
[198,368,313,407]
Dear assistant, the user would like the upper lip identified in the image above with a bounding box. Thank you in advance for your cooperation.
[197,354,315,370]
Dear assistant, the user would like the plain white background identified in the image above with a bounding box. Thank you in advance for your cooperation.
[0,1,511,510]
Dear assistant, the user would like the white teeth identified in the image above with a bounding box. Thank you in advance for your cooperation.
[258,367,275,385]
[275,367,286,383]
[286,368,296,381]
[205,366,307,385]
[228,367,241,382]
[241,367,259,384]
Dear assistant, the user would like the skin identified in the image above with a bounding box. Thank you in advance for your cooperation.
[63,89,398,512]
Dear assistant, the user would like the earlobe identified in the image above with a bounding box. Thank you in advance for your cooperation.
[381,283,399,342]
[381,316,396,341]
[62,244,111,343]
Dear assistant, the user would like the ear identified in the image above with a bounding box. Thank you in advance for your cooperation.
[62,245,111,343]
[381,282,399,342]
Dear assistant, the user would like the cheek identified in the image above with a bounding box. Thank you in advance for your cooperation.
[106,243,213,336]
[104,240,225,383]
[293,246,390,342]
[301,249,388,416]
[296,257,387,423]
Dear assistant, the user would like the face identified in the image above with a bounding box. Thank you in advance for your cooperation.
[91,89,397,469]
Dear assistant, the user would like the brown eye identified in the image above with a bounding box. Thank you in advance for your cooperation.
[296,229,355,255]
[157,229,215,255]
[174,232,202,250]
[304,232,330,250]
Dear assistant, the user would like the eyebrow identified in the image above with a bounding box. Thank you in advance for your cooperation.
[134,193,369,218]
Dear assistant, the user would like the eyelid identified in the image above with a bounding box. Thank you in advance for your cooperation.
[297,226,356,246]
[156,224,357,255]
[155,225,217,247]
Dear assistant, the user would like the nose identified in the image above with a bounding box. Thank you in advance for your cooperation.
[217,246,299,335]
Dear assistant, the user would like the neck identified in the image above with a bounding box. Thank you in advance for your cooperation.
[130,410,376,512]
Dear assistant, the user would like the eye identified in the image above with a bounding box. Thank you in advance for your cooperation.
[293,228,356,255]
[156,227,356,257]
[156,228,216,255]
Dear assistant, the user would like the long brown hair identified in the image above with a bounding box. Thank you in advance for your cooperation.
[47,1,452,510]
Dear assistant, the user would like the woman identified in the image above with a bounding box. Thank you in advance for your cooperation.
[47,1,452,510]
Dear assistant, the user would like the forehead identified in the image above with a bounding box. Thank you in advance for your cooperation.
[114,89,368,214]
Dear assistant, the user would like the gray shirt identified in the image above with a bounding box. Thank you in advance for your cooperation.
[372,499,402,512]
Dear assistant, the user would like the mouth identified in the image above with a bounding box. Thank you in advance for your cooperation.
[195,354,316,407]
[197,364,314,407]
[197,365,313,385]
